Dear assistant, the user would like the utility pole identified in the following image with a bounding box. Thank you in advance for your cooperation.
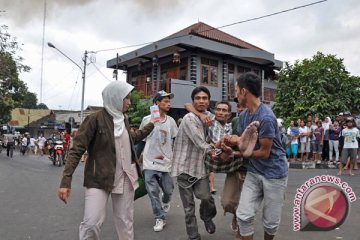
[48,42,90,124]
[80,51,88,122]
[40,0,47,104]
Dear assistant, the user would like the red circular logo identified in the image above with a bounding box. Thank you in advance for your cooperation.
[303,185,348,229]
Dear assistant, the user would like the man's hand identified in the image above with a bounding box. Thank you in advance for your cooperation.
[58,188,71,204]
[211,143,233,161]
[222,135,240,147]
[149,118,160,124]
[199,114,213,127]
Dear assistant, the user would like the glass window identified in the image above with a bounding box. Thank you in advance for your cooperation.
[201,57,218,86]
[180,66,187,80]
[227,63,235,100]
[201,66,209,84]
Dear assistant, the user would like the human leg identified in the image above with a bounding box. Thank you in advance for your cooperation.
[262,176,288,237]
[348,148,357,176]
[79,188,109,240]
[177,174,201,240]
[291,144,298,161]
[329,140,334,161]
[286,147,292,161]
[144,170,166,221]
[237,172,263,238]
[112,175,135,240]
[333,140,339,162]
[209,172,216,194]
[159,172,174,211]
[338,149,350,176]
[193,177,217,234]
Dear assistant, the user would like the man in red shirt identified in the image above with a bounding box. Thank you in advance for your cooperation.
[62,129,71,159]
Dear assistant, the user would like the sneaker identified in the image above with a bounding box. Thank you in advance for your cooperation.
[153,219,166,232]
[163,202,170,213]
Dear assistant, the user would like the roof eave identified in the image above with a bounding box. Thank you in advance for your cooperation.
[107,35,279,68]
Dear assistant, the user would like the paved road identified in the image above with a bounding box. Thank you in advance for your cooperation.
[0,150,359,240]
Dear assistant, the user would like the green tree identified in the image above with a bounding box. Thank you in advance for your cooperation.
[127,90,152,128]
[0,25,37,123]
[273,52,360,123]
[17,89,37,109]
[37,103,48,109]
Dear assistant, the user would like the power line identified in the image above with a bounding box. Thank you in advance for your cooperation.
[67,73,80,110]
[94,0,328,53]
[91,63,112,82]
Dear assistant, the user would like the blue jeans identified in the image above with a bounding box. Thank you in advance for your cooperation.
[144,170,174,220]
[237,171,287,236]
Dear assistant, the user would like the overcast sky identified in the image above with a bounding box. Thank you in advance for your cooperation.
[1,0,359,110]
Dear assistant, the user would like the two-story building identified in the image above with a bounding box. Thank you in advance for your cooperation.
[107,22,282,119]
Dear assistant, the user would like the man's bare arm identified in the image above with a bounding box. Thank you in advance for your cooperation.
[184,103,212,127]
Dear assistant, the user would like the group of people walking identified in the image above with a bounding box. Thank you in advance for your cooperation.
[0,130,72,158]
[58,72,288,240]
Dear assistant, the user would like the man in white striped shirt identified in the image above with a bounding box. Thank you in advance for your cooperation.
[171,86,217,240]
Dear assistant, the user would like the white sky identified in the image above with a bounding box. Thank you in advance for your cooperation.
[1,0,359,110]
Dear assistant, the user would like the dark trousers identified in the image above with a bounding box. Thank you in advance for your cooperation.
[322,140,329,161]
[177,174,217,240]
[6,142,14,156]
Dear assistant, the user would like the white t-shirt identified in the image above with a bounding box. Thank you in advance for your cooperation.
[140,115,178,172]
[21,137,27,146]
[38,137,46,146]
[29,137,36,146]
[299,126,308,143]
[342,127,360,149]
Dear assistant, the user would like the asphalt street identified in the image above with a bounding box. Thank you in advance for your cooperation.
[0,150,359,240]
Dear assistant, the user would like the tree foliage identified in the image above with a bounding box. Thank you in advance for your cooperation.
[18,91,38,109]
[273,52,360,123]
[127,90,152,128]
[0,25,44,123]
[37,103,48,109]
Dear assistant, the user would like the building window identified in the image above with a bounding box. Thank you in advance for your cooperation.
[228,64,236,100]
[201,57,218,86]
[179,66,187,80]
[264,88,277,102]
[253,69,260,76]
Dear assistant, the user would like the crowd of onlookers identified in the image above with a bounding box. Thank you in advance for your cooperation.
[279,113,360,175]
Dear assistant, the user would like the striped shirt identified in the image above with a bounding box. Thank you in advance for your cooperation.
[205,119,246,173]
[207,120,232,144]
[171,112,212,179]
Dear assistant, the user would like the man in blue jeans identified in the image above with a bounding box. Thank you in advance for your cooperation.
[139,91,178,232]
[223,72,288,240]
